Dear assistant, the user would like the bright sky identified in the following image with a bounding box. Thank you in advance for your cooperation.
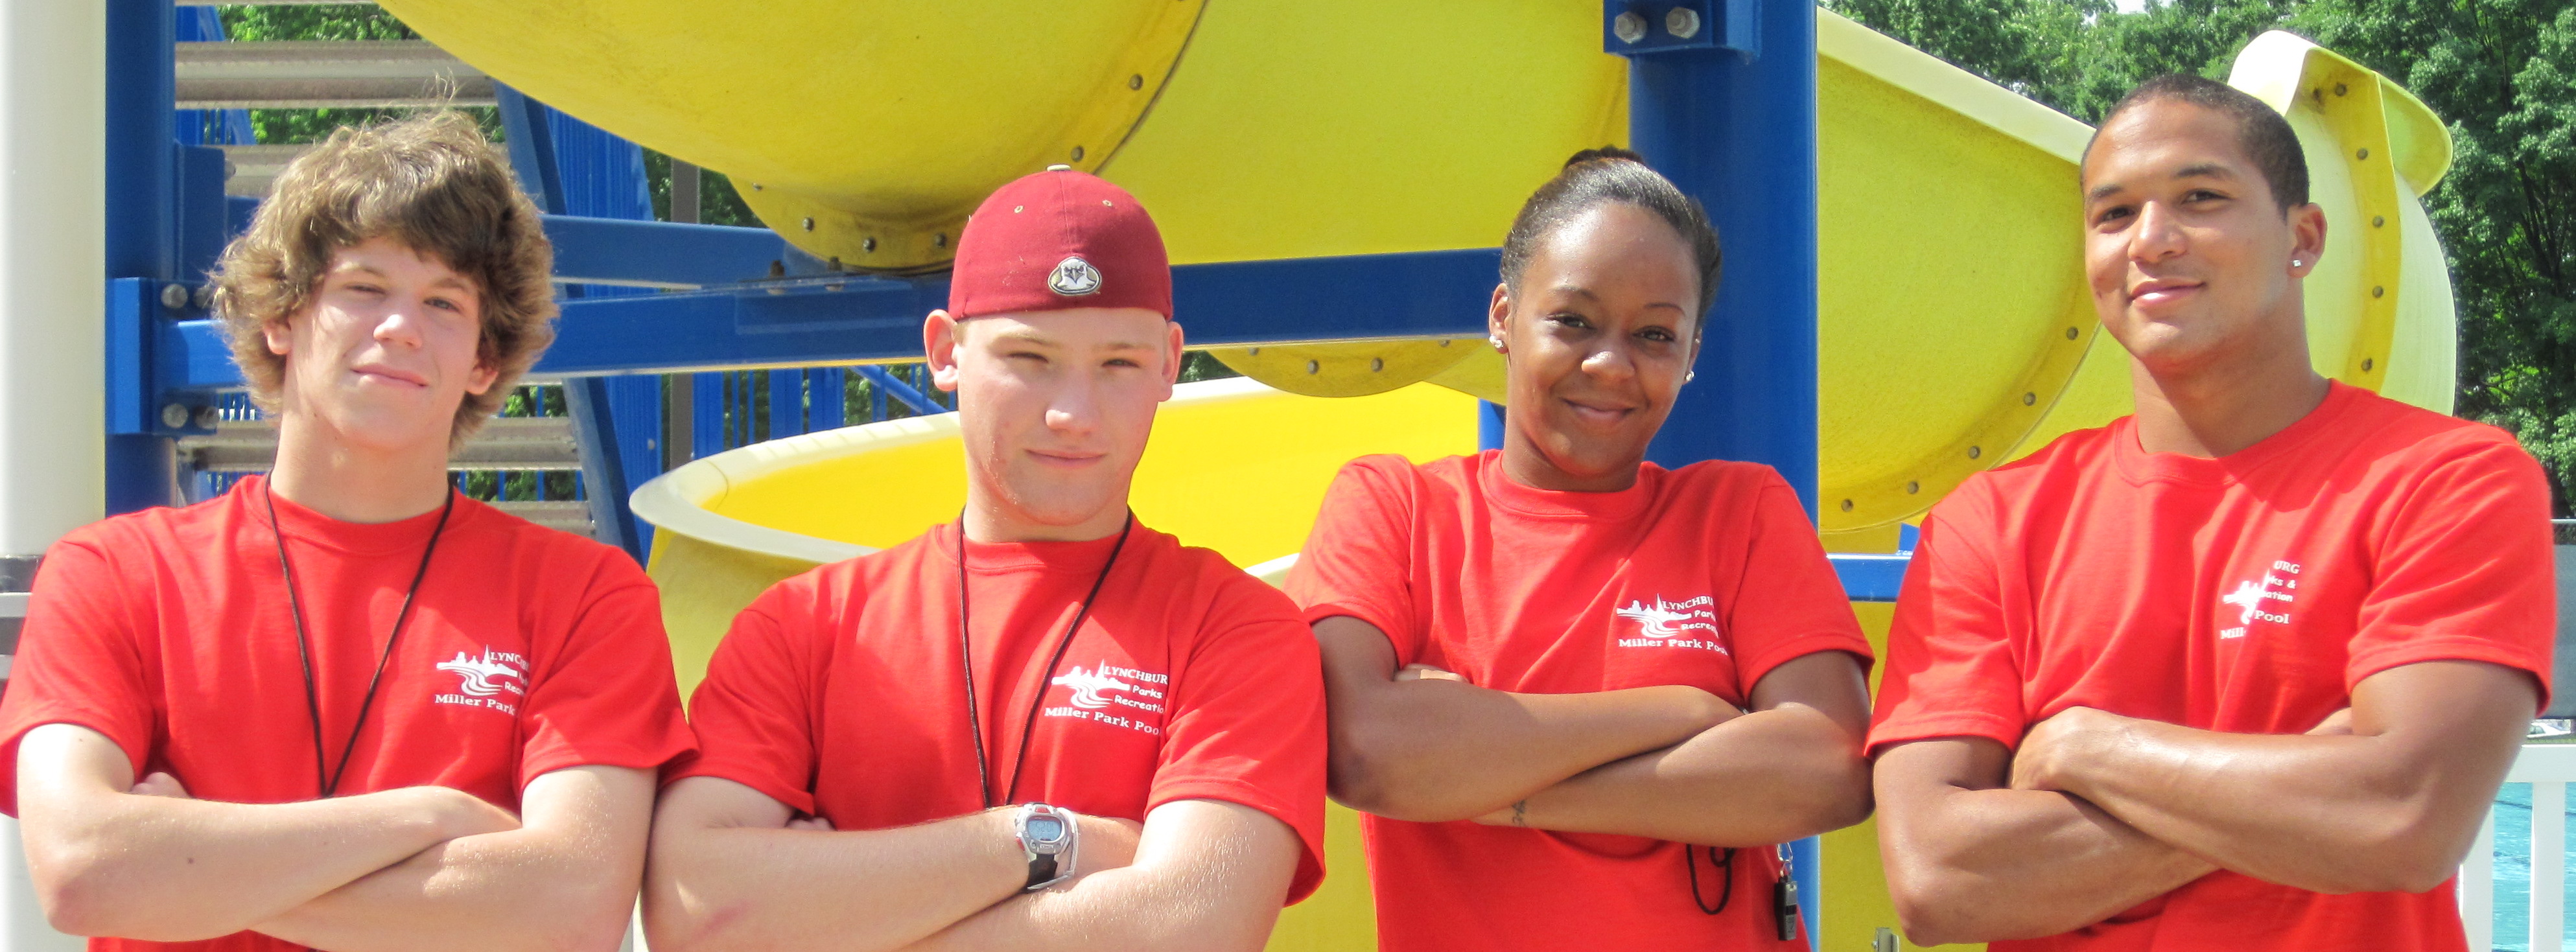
[2115,0,2151,10]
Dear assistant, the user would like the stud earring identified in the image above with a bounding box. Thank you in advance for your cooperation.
[1489,336,1505,351]
[1685,371,1696,384]
[2290,259,2304,268]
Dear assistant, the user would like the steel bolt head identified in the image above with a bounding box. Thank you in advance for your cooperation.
[1666,7,1702,39]
[159,283,189,310]
[192,284,215,310]
[160,403,189,429]
[193,406,220,429]
[1613,10,1648,43]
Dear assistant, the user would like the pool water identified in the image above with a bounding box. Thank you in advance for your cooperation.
[2487,783,2568,951]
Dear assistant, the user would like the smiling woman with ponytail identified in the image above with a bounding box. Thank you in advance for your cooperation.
[1285,147,1876,952]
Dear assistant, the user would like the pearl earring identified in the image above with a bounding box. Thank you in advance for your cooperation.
[1489,336,1505,351]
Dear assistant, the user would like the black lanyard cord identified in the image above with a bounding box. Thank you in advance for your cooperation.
[955,511,1135,809]
[267,480,456,800]
[1686,846,1737,915]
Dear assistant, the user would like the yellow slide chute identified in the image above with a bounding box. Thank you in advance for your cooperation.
[376,2,2463,948]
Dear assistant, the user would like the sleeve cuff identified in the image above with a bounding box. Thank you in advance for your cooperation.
[1735,633,1878,694]
[663,760,819,818]
[1866,710,2026,759]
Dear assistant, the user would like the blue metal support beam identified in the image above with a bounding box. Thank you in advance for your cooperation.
[855,366,941,415]
[104,0,188,513]
[1610,0,1822,944]
[150,247,1501,390]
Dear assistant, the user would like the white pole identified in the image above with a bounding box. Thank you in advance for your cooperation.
[0,0,106,948]
[0,3,106,557]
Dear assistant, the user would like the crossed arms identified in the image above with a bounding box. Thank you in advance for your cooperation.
[15,721,654,952]
[642,777,1300,952]
[1313,614,1873,845]
[1874,659,2538,946]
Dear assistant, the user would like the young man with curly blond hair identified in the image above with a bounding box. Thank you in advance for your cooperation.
[0,111,692,952]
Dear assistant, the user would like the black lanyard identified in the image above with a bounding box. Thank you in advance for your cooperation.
[955,512,1134,809]
[265,480,455,799]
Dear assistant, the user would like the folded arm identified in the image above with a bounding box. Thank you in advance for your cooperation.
[1314,615,1729,822]
[1477,649,1875,845]
[1873,734,2215,945]
[909,798,1300,952]
[13,722,521,942]
[2015,659,2535,895]
[642,776,1144,952]
[250,763,655,952]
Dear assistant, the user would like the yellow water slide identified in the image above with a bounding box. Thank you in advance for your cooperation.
[377,2,2462,948]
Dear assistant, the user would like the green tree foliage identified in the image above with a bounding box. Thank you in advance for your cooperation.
[1831,0,2576,515]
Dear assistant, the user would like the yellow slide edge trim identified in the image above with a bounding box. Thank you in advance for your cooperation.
[736,0,1208,272]
[2229,32,2406,391]
[629,376,1288,564]
[1827,305,2103,533]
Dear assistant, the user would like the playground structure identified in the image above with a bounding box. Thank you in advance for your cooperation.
[0,1,2468,951]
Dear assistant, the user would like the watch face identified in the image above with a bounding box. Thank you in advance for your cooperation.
[1026,815,1066,843]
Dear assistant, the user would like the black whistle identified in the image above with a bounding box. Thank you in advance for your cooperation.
[1774,873,1800,941]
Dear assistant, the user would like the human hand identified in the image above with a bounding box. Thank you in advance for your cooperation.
[2010,706,2122,793]
[1395,664,1466,683]
[130,771,192,799]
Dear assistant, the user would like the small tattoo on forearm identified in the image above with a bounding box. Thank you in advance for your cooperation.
[1510,800,1528,828]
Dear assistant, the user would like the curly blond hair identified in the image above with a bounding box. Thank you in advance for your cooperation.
[210,111,556,444]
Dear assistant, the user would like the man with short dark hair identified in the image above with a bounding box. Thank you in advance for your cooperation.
[1869,74,2557,950]
[642,168,1326,952]
[0,112,694,952]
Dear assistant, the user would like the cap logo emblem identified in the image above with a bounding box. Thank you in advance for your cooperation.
[1048,256,1103,297]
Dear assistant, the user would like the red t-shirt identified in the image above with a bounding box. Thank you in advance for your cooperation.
[1285,450,1875,952]
[1869,382,2558,952]
[0,475,696,952]
[670,521,1329,901]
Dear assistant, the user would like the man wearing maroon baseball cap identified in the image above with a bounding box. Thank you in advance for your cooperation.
[644,168,1328,951]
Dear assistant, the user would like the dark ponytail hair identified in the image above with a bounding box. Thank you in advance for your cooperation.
[1499,147,1723,332]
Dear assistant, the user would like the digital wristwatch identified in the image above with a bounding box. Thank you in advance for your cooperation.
[1013,803,1080,892]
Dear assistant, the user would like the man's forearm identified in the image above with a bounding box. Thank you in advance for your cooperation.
[1332,678,1727,822]
[2041,711,2516,894]
[253,765,653,952]
[1883,785,2213,944]
[253,824,632,952]
[21,788,459,941]
[646,810,1029,952]
[904,800,1296,952]
[1495,703,1868,845]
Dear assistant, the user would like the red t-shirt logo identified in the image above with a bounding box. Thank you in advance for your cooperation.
[1614,595,1726,653]
[1043,660,1169,736]
[434,647,528,714]
[2218,560,2302,636]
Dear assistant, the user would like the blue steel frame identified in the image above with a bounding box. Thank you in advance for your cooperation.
[97,0,1891,941]
[1610,0,1825,943]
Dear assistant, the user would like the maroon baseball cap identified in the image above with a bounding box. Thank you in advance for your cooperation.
[947,167,1173,320]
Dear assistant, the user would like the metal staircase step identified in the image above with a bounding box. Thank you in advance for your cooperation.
[176,40,491,109]
[489,500,595,538]
[178,415,583,472]
[218,143,307,197]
